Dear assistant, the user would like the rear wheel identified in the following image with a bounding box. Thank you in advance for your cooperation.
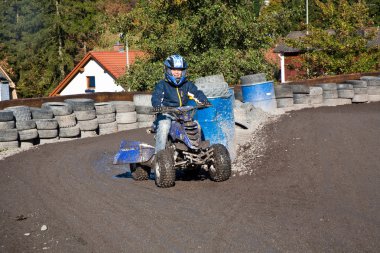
[130,163,151,181]
[209,144,231,182]
[154,149,175,188]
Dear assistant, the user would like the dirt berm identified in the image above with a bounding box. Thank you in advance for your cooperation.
[1,102,379,252]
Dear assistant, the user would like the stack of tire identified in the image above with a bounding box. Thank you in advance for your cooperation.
[291,84,310,105]
[319,83,338,106]
[92,102,113,135]
[64,98,97,138]
[133,95,155,128]
[42,102,78,140]
[345,80,368,103]
[0,110,18,149]
[337,83,354,102]
[194,74,230,98]
[110,101,138,131]
[360,76,380,102]
[31,107,58,144]
[5,106,37,148]
[274,84,293,108]
[95,101,117,135]
[309,86,323,105]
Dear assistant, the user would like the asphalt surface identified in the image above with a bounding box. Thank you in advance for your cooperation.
[0,102,379,252]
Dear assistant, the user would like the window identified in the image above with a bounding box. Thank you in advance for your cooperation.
[87,76,95,89]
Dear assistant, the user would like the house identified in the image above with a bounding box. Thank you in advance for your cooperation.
[272,31,308,83]
[271,28,380,83]
[0,65,17,100]
[49,46,144,96]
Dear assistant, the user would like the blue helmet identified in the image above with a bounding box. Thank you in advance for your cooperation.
[164,54,188,86]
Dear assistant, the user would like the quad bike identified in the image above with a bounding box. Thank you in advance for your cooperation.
[113,105,232,188]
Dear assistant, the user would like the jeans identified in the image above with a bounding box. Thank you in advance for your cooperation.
[155,113,174,153]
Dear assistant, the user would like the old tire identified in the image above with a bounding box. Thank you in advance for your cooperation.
[81,130,98,138]
[64,98,95,111]
[276,98,293,108]
[274,85,293,98]
[310,95,323,104]
[0,129,18,141]
[41,102,73,116]
[0,141,19,149]
[195,74,225,84]
[16,120,36,131]
[291,84,310,94]
[111,101,136,112]
[116,112,137,124]
[322,90,338,99]
[19,129,38,141]
[55,113,77,128]
[352,94,368,103]
[31,108,54,119]
[368,86,380,95]
[137,114,155,122]
[38,129,58,139]
[353,87,368,95]
[309,87,323,96]
[96,113,116,124]
[293,94,310,104]
[195,82,229,97]
[130,163,151,181]
[209,144,231,182]
[4,106,31,121]
[338,89,355,99]
[59,125,80,138]
[239,73,266,85]
[319,83,337,91]
[133,95,152,107]
[74,110,96,121]
[95,103,116,115]
[337,83,353,90]
[118,122,139,131]
[154,149,175,188]
[35,119,58,130]
[346,80,367,88]
[0,121,15,130]
[77,118,99,131]
[135,106,154,115]
[98,121,117,135]
[0,110,15,121]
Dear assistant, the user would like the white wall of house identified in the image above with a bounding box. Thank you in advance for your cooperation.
[60,60,125,95]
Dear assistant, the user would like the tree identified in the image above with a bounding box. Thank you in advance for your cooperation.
[0,0,103,98]
[287,0,379,78]
[115,0,275,91]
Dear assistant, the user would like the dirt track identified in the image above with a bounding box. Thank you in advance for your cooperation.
[1,102,380,252]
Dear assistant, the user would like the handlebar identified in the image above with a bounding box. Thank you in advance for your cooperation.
[152,104,211,114]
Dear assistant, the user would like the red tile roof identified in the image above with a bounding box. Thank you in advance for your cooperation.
[49,50,145,96]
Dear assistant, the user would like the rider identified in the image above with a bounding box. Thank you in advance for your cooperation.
[151,54,211,153]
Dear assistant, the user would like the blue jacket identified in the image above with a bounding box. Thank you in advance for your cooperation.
[151,79,208,107]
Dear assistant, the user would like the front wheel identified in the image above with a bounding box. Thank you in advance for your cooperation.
[209,144,231,182]
[130,163,151,181]
[154,149,175,188]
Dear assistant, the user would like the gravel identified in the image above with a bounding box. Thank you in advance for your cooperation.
[232,101,282,176]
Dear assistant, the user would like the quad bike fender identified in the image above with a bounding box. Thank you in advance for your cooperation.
[113,140,155,165]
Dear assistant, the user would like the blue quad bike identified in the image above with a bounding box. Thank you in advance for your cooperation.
[113,105,232,188]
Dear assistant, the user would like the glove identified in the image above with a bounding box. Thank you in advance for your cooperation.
[152,106,162,113]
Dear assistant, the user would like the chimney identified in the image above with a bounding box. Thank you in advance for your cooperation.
[113,42,124,52]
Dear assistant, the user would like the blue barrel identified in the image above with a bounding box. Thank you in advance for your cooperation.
[241,81,277,112]
[188,94,235,160]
